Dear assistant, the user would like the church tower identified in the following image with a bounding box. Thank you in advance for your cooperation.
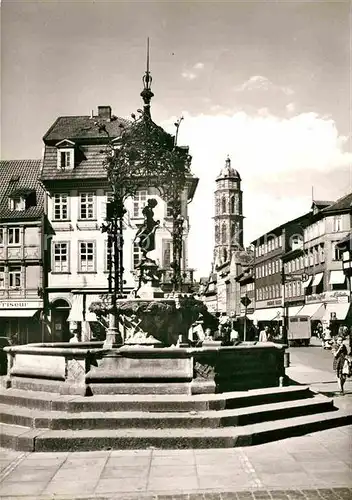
[213,156,244,267]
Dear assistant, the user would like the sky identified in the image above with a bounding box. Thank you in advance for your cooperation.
[1,0,351,277]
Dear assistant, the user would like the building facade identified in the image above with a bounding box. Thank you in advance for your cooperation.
[251,213,310,325]
[300,195,352,327]
[41,105,197,341]
[0,160,48,344]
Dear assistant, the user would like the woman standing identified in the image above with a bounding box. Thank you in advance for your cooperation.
[333,336,348,395]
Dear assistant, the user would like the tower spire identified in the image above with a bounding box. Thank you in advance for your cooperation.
[141,37,154,116]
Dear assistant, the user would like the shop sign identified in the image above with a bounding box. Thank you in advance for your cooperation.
[306,290,350,304]
[0,300,43,309]
[255,299,282,309]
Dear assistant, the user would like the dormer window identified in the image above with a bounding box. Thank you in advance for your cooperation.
[8,189,36,212]
[9,197,25,211]
[56,139,75,171]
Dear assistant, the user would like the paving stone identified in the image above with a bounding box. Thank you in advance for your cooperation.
[332,488,352,499]
[149,465,197,478]
[0,480,46,496]
[44,479,99,495]
[102,465,150,479]
[96,476,148,493]
[147,475,198,492]
[317,489,341,499]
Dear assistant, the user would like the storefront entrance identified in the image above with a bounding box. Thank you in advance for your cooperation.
[51,299,71,342]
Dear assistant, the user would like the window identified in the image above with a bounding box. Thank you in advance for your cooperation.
[278,235,283,247]
[79,242,95,272]
[275,260,279,273]
[333,216,342,232]
[320,244,325,263]
[221,223,227,244]
[297,281,302,296]
[0,266,4,288]
[9,197,24,211]
[163,240,172,268]
[79,193,95,220]
[0,229,3,245]
[53,194,68,220]
[276,284,280,298]
[57,149,74,170]
[333,242,344,261]
[268,262,272,275]
[53,242,69,273]
[9,266,21,288]
[8,228,20,245]
[221,196,227,214]
[166,203,173,218]
[133,242,143,269]
[292,281,297,297]
[133,190,147,218]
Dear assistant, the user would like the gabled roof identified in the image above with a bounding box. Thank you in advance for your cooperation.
[311,200,334,209]
[0,160,44,220]
[43,115,130,143]
[321,192,352,213]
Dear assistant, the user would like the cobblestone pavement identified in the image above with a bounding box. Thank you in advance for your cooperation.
[1,423,351,499]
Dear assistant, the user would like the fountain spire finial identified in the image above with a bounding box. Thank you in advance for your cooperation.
[141,37,154,116]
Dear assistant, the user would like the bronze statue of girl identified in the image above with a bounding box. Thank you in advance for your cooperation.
[134,198,160,257]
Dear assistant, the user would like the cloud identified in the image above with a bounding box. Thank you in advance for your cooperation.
[234,75,294,97]
[162,111,351,276]
[181,71,197,81]
[193,62,204,70]
[181,62,204,81]
[286,102,296,113]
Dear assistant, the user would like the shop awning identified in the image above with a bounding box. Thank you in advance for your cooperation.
[67,295,84,322]
[85,294,101,322]
[323,303,350,321]
[302,276,312,288]
[297,303,324,319]
[288,306,304,317]
[252,308,283,322]
[311,272,324,287]
[0,309,38,318]
[329,270,346,285]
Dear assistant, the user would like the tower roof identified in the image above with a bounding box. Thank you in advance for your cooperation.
[216,156,241,181]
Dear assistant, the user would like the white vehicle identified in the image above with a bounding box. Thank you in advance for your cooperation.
[287,316,311,346]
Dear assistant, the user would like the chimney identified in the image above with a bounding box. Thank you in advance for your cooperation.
[98,106,112,120]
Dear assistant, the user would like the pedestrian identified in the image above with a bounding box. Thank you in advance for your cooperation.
[69,332,80,343]
[259,325,269,342]
[230,325,240,344]
[332,336,348,395]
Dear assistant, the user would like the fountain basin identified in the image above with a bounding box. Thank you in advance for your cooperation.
[4,342,286,396]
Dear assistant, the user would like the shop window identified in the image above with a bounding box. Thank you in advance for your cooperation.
[9,266,21,288]
[53,242,69,273]
[8,228,20,245]
[53,194,69,221]
[79,193,95,220]
[79,241,96,272]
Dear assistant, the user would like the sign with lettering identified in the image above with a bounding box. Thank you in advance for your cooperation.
[0,301,43,309]
[305,290,350,304]
[255,299,282,309]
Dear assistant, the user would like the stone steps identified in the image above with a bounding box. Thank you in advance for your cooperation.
[0,395,334,430]
[0,384,312,412]
[1,408,351,452]
[1,385,350,451]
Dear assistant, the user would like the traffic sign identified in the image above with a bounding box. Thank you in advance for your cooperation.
[241,296,251,307]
